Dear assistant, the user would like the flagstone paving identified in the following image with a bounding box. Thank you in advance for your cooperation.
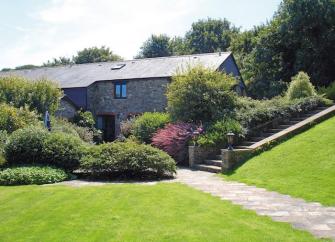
[175,168,335,241]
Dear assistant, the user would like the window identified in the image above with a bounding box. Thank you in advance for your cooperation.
[111,63,126,70]
[114,81,127,99]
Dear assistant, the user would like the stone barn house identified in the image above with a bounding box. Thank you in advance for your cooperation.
[0,52,244,141]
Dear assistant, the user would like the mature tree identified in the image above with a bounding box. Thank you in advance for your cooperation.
[137,34,172,58]
[185,18,239,54]
[229,26,263,81]
[246,0,335,98]
[169,36,191,56]
[43,57,73,67]
[73,46,123,64]
[276,0,335,87]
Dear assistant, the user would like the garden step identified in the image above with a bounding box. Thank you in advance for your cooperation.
[241,141,257,146]
[193,164,221,173]
[234,145,251,149]
[261,132,276,137]
[248,136,264,142]
[214,154,223,160]
[287,120,300,125]
[278,124,291,129]
[290,117,305,121]
[204,159,222,167]
[266,128,284,133]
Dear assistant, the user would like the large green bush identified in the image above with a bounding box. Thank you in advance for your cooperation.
[196,118,243,147]
[286,72,317,100]
[0,76,62,114]
[167,65,237,123]
[236,95,329,132]
[72,109,95,129]
[71,110,103,144]
[319,82,335,101]
[43,132,85,171]
[52,117,94,143]
[5,126,48,165]
[0,103,39,133]
[0,166,70,185]
[80,141,176,178]
[132,112,171,143]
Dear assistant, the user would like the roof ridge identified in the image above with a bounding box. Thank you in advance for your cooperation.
[0,52,231,72]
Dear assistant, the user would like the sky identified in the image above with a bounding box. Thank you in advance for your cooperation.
[0,0,282,69]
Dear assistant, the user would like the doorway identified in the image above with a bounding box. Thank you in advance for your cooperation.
[97,114,115,141]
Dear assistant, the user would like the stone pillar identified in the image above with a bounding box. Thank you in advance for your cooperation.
[222,150,236,171]
[221,149,253,173]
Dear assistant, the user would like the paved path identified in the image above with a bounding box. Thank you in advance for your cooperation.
[176,168,335,241]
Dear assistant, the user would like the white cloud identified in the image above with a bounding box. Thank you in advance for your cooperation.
[0,0,207,68]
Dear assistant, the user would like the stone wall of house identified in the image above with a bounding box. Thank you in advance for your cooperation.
[55,99,77,119]
[87,78,169,137]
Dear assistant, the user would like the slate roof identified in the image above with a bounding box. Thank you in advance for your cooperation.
[0,52,231,88]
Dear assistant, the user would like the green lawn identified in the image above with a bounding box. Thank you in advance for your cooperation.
[0,183,327,242]
[223,116,335,206]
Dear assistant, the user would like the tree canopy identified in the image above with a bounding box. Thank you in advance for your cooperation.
[73,46,123,64]
[238,0,335,98]
[185,18,239,54]
[137,34,172,58]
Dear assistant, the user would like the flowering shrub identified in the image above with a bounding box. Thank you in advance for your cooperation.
[152,123,202,163]
[120,117,136,138]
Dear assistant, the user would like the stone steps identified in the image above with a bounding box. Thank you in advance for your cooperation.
[193,164,222,173]
[204,159,222,167]
[190,105,335,174]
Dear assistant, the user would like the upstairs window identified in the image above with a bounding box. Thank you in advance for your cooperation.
[114,81,127,99]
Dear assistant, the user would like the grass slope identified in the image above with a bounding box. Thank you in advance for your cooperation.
[0,183,327,242]
[223,116,335,206]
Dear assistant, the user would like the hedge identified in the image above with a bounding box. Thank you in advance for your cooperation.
[0,166,70,185]
[80,141,176,178]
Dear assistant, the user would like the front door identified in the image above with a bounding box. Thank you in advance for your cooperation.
[97,115,116,141]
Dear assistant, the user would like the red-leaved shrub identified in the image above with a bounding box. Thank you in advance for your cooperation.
[152,123,202,164]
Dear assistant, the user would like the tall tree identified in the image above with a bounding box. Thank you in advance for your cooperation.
[73,46,123,64]
[185,18,239,54]
[246,0,335,98]
[137,34,172,58]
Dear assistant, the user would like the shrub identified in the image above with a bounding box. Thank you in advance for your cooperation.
[0,103,39,133]
[5,126,48,165]
[43,132,86,171]
[72,109,95,129]
[286,72,317,100]
[236,95,329,132]
[52,117,94,143]
[319,82,335,101]
[152,123,201,163]
[0,131,7,166]
[132,112,171,143]
[167,65,237,123]
[120,118,136,138]
[71,110,103,143]
[0,166,70,185]
[80,141,176,178]
[196,118,243,147]
[0,76,62,114]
